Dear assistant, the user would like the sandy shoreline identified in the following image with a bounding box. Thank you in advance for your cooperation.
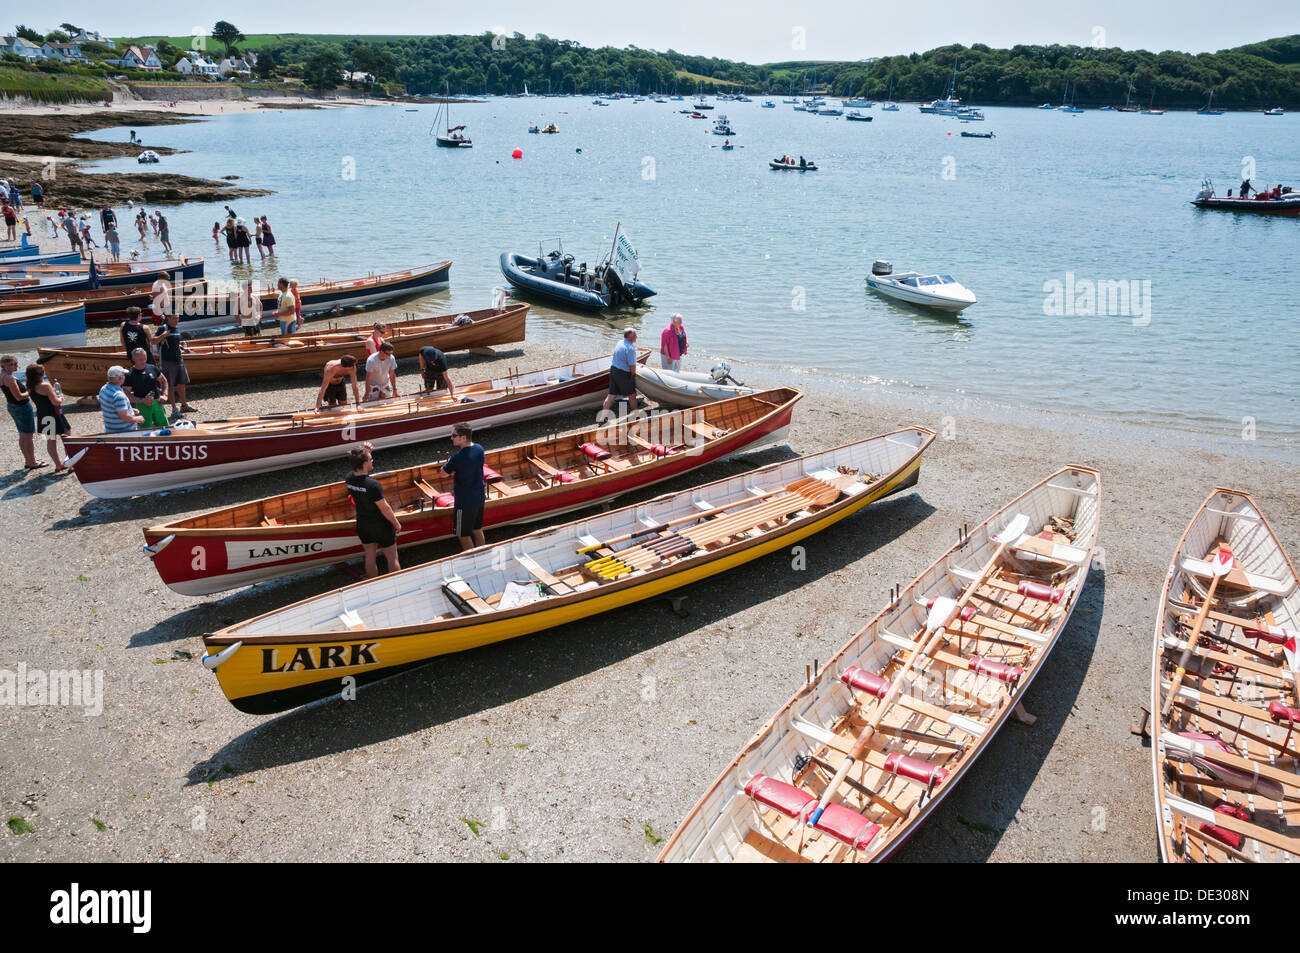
[0,309,1295,862]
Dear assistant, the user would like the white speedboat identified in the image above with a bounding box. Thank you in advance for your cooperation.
[635,363,755,407]
[865,260,976,313]
[137,150,160,164]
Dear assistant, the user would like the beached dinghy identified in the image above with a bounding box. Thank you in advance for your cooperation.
[65,349,647,500]
[200,426,935,714]
[38,303,527,396]
[0,303,86,350]
[145,387,800,595]
[1152,488,1300,863]
[634,363,755,407]
[657,465,1101,862]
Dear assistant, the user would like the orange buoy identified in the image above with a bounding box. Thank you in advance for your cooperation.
[512,148,523,159]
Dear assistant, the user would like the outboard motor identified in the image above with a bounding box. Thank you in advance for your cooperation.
[1195,178,1215,202]
[710,362,742,386]
[871,259,893,276]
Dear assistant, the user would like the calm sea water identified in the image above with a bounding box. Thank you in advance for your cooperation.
[77,99,1299,457]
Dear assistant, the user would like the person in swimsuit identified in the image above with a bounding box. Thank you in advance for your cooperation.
[345,443,402,578]
[315,355,361,411]
[260,216,275,254]
[254,218,266,260]
[25,364,70,471]
[1,355,42,469]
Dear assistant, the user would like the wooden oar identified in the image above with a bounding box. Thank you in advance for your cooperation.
[809,513,1029,826]
[1161,547,1234,720]
[575,477,828,554]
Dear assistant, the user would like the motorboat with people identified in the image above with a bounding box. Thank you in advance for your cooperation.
[770,155,818,171]
[712,115,735,135]
[528,122,540,134]
[865,260,977,313]
[541,123,558,133]
[1191,178,1300,215]
[137,151,160,164]
[499,227,656,312]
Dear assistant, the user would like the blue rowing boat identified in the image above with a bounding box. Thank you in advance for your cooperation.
[0,302,86,349]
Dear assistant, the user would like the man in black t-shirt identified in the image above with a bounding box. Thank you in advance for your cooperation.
[152,312,196,420]
[345,443,402,578]
[119,306,155,361]
[418,345,456,396]
[123,347,169,430]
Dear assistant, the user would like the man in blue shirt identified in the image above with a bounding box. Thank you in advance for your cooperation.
[442,421,486,550]
[600,327,639,416]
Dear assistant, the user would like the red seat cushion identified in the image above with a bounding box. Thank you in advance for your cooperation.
[811,803,881,851]
[1269,702,1300,724]
[883,753,948,787]
[651,444,675,457]
[1017,580,1063,603]
[482,466,503,483]
[841,666,890,699]
[969,657,1023,685]
[435,493,455,508]
[580,442,611,460]
[554,470,579,483]
[744,774,814,819]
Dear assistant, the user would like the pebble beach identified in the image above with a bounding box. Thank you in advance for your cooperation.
[1,316,1295,862]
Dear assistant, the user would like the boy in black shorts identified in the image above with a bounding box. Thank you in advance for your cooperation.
[345,443,402,577]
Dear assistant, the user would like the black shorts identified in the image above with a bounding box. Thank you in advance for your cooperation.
[609,367,635,397]
[357,521,396,548]
[323,380,347,403]
[453,508,484,537]
[422,368,446,391]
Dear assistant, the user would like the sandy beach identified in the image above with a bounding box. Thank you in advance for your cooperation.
[0,311,1294,862]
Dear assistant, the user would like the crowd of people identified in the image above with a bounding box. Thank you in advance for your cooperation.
[215,206,276,263]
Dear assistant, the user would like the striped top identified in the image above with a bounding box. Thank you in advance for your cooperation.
[98,383,136,433]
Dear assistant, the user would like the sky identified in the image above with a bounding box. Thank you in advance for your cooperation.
[33,1,1300,63]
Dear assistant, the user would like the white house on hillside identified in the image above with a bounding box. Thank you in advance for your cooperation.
[218,56,254,77]
[117,44,162,70]
[177,55,220,77]
[72,29,110,44]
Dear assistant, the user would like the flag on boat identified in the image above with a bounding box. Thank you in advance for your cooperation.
[609,226,641,284]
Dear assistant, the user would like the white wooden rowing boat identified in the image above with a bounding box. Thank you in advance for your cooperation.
[658,465,1101,862]
[1152,488,1300,863]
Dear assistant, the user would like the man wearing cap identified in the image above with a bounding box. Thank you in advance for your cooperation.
[600,328,639,416]
[99,366,144,433]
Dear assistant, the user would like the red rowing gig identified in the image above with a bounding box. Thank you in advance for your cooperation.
[142,388,802,595]
[65,350,648,498]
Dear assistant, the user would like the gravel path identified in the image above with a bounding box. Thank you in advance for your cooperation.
[1,318,1295,862]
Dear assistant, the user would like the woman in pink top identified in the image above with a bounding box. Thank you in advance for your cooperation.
[659,313,688,370]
